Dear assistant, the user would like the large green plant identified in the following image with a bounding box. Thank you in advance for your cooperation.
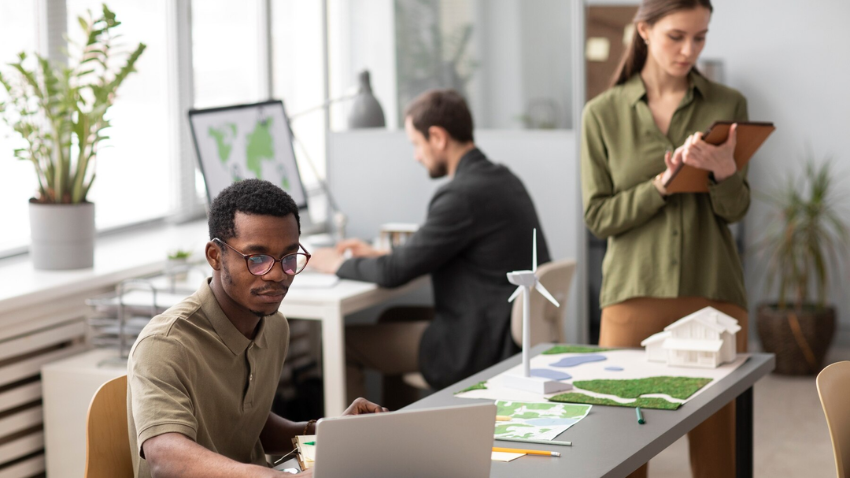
[0,4,145,204]
[755,158,849,310]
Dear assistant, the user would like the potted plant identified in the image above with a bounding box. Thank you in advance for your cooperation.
[166,249,193,282]
[0,5,145,270]
[753,158,849,375]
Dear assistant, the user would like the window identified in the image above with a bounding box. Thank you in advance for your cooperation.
[0,1,176,256]
[0,1,338,258]
[65,0,175,231]
[191,0,264,108]
[271,0,326,188]
[0,2,40,253]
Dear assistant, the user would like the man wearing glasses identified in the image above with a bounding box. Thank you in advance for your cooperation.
[127,179,386,478]
[310,89,551,399]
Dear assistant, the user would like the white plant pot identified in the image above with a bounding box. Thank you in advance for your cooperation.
[29,201,95,270]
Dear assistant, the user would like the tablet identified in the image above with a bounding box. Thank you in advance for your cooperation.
[664,121,775,193]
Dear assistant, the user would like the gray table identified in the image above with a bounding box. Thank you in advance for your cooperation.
[403,344,774,478]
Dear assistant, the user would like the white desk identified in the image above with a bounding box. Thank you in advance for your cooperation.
[279,276,428,415]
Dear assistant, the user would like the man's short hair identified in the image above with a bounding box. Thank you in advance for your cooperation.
[404,89,474,143]
[208,179,301,241]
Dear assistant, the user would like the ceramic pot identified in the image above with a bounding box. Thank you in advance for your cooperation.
[29,201,95,270]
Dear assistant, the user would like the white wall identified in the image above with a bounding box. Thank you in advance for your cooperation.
[328,129,583,341]
[702,0,850,341]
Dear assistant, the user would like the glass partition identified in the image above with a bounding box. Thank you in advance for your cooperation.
[328,0,574,131]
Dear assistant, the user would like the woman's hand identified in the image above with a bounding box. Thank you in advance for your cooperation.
[660,147,684,186]
[680,123,739,182]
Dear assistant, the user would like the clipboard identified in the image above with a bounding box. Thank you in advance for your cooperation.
[664,121,775,193]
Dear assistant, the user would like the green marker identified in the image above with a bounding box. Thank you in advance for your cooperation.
[636,407,645,425]
[304,441,315,446]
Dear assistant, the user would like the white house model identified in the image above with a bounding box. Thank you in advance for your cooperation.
[640,307,741,368]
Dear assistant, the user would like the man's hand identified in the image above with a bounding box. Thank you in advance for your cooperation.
[308,248,346,274]
[680,123,739,182]
[336,238,388,258]
[342,397,390,416]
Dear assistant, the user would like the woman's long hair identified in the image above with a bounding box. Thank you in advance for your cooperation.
[610,0,713,87]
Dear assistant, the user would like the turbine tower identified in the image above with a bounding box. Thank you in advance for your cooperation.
[503,229,572,394]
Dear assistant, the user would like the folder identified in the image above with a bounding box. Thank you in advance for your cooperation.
[664,121,775,193]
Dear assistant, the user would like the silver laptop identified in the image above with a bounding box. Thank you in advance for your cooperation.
[311,403,496,478]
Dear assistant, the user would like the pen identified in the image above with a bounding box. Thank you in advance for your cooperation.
[493,447,560,457]
[303,441,315,446]
[636,407,645,425]
[495,437,572,446]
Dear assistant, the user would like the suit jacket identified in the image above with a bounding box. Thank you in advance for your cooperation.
[336,148,551,390]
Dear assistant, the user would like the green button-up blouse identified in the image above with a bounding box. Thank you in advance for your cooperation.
[581,71,750,310]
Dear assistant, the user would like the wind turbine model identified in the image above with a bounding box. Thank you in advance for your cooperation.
[502,229,573,394]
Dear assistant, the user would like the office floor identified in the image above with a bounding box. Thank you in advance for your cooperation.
[649,345,846,478]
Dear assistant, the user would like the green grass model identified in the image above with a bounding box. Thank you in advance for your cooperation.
[573,376,712,400]
[454,381,487,394]
[548,392,682,410]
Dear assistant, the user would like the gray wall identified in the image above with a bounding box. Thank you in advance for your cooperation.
[328,129,582,341]
[702,0,850,342]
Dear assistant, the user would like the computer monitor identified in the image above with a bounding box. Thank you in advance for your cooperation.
[188,100,308,213]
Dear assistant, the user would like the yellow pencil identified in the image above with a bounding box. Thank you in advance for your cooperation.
[492,447,561,457]
[495,415,512,421]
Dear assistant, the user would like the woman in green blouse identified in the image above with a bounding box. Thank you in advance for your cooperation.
[580,1,748,477]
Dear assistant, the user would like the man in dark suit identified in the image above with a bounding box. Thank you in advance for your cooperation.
[311,89,550,396]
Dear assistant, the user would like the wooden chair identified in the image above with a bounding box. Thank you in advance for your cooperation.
[85,375,133,478]
[509,259,576,347]
[817,361,850,478]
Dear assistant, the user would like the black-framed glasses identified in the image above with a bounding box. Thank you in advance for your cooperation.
[213,238,311,276]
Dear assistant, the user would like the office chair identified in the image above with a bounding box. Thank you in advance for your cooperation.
[85,375,133,478]
[817,361,850,478]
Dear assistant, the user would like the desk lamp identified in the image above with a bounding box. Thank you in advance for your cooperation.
[287,70,385,240]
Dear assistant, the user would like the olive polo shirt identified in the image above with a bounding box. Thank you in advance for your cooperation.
[127,278,289,478]
[581,71,750,310]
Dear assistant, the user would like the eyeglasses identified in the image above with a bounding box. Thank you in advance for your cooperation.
[213,238,311,276]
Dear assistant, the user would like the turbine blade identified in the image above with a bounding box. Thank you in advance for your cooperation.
[508,286,522,303]
[535,283,560,307]
[532,228,537,273]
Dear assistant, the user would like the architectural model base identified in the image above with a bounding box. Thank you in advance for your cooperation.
[502,374,573,394]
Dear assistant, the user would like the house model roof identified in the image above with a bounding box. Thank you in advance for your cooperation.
[640,331,671,346]
[663,307,741,335]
